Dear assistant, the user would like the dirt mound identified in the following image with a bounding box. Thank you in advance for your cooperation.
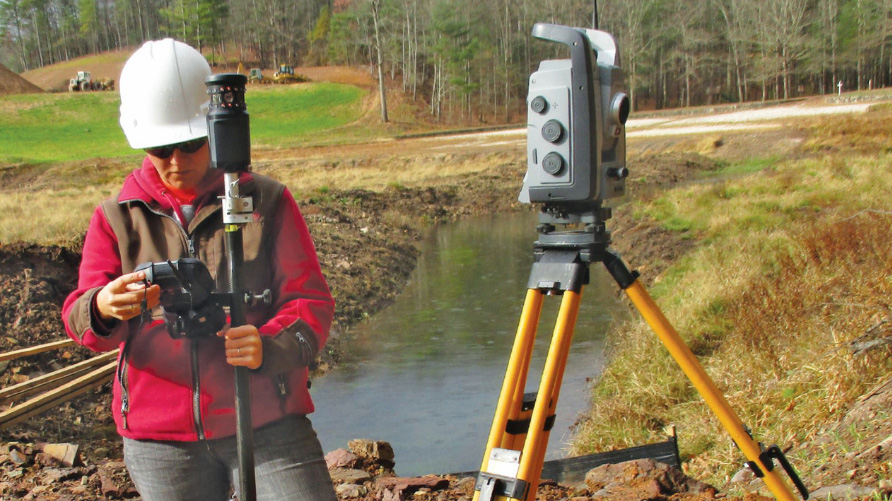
[0,64,43,96]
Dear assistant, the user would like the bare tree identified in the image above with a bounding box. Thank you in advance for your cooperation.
[371,0,389,122]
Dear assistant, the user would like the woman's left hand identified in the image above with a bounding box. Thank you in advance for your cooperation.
[218,324,263,370]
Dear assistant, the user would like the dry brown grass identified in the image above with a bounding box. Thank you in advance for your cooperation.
[572,109,892,490]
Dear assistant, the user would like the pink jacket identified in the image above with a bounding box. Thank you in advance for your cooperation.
[62,158,334,441]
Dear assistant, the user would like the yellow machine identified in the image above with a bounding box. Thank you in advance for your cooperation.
[273,65,298,84]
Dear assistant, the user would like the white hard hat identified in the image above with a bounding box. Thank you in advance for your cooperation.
[119,39,211,149]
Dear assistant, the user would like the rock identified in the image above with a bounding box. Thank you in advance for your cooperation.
[8,449,29,466]
[730,467,755,483]
[382,488,404,501]
[809,484,878,500]
[336,483,368,498]
[41,443,80,467]
[40,467,81,485]
[585,459,716,500]
[329,468,373,484]
[349,439,395,463]
[326,448,360,469]
[98,460,137,498]
[375,475,451,501]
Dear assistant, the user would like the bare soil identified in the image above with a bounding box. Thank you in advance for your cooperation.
[0,64,43,96]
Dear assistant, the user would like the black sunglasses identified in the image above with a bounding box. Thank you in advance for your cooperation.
[144,137,208,159]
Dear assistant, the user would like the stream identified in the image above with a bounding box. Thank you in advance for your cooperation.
[310,212,627,476]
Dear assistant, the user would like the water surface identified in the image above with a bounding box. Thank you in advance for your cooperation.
[310,212,627,476]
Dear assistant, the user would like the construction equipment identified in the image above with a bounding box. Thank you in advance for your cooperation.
[273,65,298,84]
[248,68,272,84]
[473,23,809,501]
[68,71,114,92]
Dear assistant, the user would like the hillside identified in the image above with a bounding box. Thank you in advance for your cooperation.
[17,47,377,93]
[18,50,130,92]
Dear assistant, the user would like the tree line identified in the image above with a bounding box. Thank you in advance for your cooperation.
[2,0,891,122]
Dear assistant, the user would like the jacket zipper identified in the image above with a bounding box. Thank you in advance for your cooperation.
[117,197,207,438]
[191,341,206,440]
[120,359,130,429]
[150,201,205,438]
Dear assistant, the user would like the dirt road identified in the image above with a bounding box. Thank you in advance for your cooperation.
[303,97,878,160]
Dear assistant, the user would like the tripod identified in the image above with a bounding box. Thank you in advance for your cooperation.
[473,207,809,501]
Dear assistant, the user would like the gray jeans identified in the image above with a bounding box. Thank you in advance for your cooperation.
[123,415,336,501]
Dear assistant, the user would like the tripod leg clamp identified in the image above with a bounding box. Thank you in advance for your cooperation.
[475,473,528,501]
[603,250,639,290]
[476,448,529,501]
[745,445,810,500]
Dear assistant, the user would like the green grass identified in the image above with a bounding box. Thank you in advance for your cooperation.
[715,155,780,176]
[0,82,368,165]
[1,92,134,163]
[245,83,366,147]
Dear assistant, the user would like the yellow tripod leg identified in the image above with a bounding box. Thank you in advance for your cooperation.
[624,280,800,501]
[518,289,582,501]
[504,296,541,451]
[474,289,544,501]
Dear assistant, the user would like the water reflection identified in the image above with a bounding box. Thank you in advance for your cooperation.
[310,212,627,476]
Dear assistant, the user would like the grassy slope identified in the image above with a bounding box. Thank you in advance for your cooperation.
[0,83,368,165]
[572,106,892,492]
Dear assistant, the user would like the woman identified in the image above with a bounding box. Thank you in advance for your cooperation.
[62,39,337,501]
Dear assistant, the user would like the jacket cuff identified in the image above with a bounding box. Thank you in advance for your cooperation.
[69,287,102,341]
[90,292,119,337]
[255,319,319,375]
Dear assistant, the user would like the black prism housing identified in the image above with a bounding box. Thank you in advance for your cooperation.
[206,73,251,173]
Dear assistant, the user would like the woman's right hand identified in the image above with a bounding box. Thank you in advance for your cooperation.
[96,271,161,322]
